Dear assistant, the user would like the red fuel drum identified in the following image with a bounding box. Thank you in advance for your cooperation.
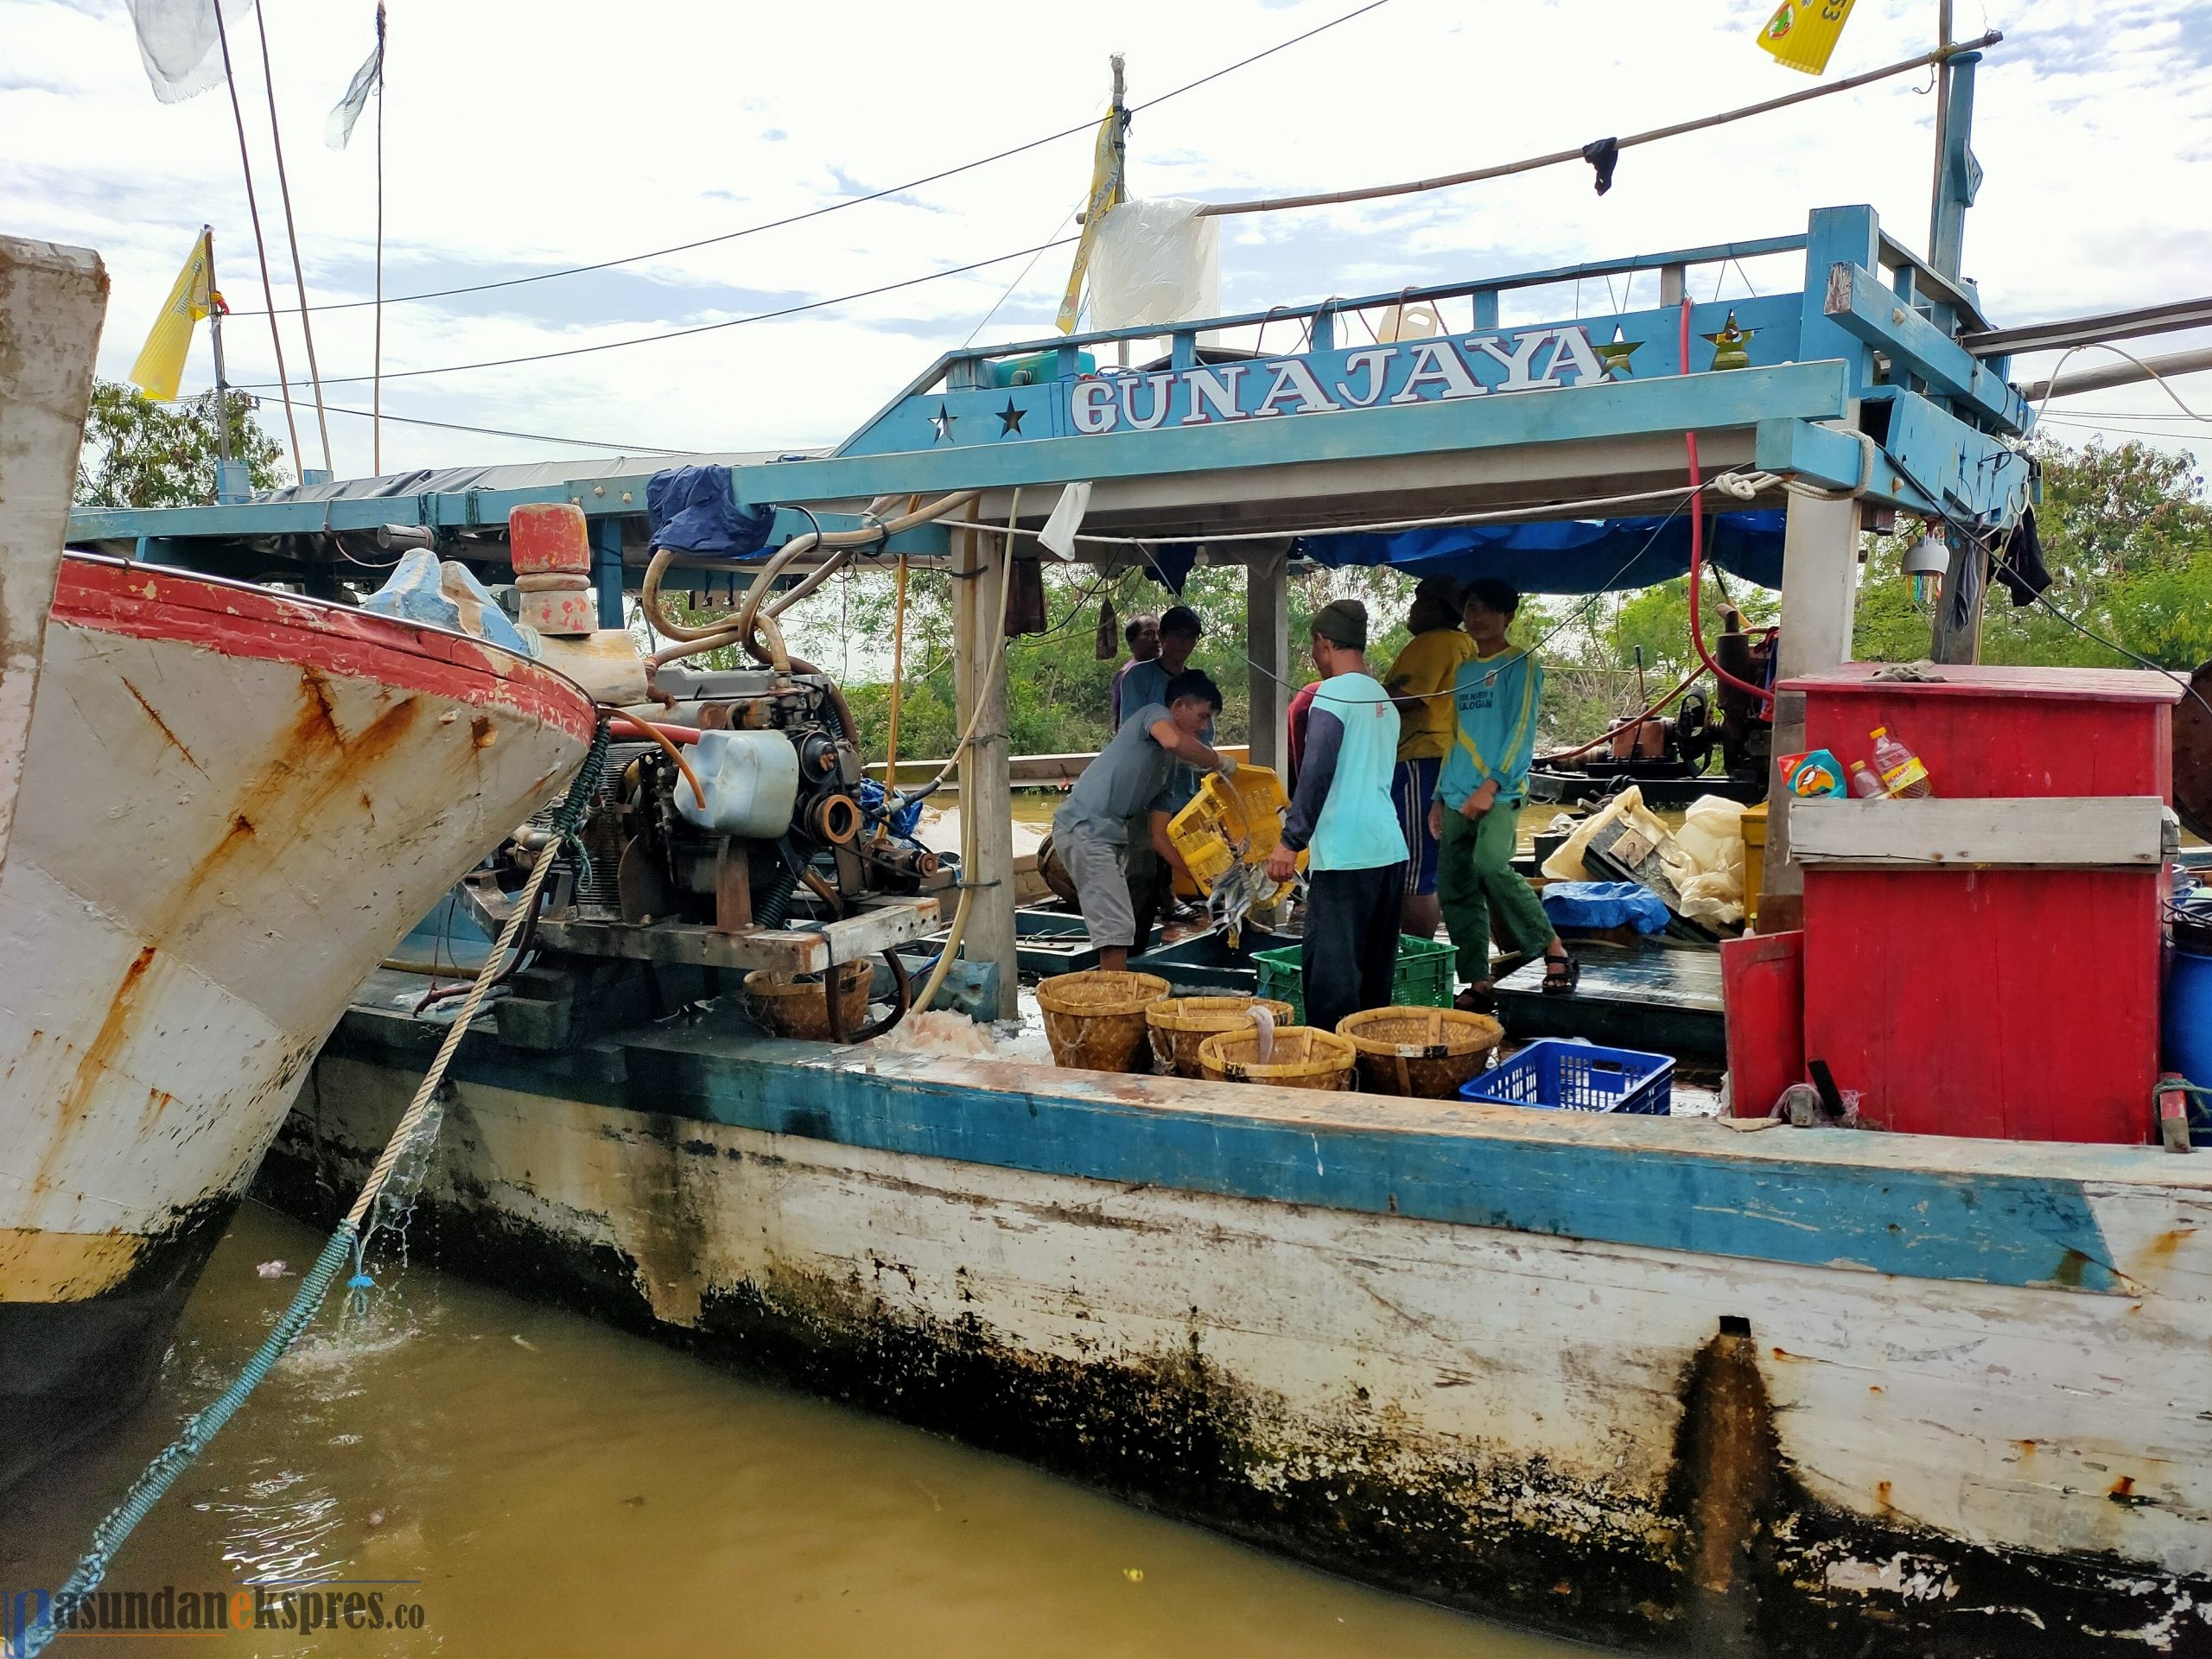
[1786,663,2179,1143]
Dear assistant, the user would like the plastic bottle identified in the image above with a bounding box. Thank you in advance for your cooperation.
[1869,727,1933,798]
[1848,758,1885,799]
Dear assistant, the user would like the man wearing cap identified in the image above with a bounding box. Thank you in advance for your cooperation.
[1265,600,1407,1034]
[1382,575,1476,942]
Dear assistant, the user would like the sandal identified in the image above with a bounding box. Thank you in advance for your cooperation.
[1454,983,1497,1014]
[1541,952,1580,995]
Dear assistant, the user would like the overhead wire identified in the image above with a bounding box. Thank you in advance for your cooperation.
[234,237,1080,391]
[226,0,1398,321]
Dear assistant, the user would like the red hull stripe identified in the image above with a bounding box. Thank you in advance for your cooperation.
[51,556,598,744]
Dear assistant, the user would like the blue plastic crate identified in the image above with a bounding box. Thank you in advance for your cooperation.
[1459,1039,1674,1116]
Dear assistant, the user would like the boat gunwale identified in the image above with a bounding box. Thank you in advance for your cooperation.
[51,552,599,743]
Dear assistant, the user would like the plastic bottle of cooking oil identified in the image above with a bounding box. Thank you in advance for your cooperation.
[1869,727,1933,798]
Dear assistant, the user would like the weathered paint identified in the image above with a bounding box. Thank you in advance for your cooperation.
[0,554,594,1484]
[0,237,105,880]
[269,1014,2212,1655]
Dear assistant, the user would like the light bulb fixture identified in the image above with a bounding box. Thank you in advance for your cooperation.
[1901,531,1949,578]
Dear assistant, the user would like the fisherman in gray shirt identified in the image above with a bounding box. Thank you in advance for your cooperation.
[1052,671,1234,972]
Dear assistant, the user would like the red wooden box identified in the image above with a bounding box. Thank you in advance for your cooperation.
[1785,663,2179,1143]
[1721,930,1805,1119]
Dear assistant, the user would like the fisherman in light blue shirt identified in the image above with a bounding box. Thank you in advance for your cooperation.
[1427,578,1575,1006]
[1266,600,1408,1033]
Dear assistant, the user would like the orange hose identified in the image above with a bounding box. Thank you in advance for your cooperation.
[1679,298,1775,715]
[611,707,707,810]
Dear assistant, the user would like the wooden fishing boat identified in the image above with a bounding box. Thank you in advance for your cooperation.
[0,237,598,1487]
[80,157,2212,1654]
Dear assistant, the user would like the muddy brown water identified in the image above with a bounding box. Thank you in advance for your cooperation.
[3,1202,1590,1657]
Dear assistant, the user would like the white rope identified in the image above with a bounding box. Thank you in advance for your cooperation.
[969,468,1853,559]
[344,837,563,1230]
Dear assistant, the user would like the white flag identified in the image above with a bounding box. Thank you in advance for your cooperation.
[123,0,256,105]
[325,15,384,149]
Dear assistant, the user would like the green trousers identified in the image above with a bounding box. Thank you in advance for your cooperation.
[1436,801,1556,988]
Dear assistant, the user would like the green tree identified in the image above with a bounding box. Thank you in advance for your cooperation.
[1855,437,2212,670]
[74,380,288,508]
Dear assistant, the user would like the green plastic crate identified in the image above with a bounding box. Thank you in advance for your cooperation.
[1253,934,1454,1026]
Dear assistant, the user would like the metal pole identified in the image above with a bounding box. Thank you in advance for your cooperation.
[372,1,386,474]
[203,227,232,472]
[252,2,336,478]
[211,1,303,481]
[1928,0,1954,258]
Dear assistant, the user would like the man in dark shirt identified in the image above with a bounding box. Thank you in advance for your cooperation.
[1107,613,1160,730]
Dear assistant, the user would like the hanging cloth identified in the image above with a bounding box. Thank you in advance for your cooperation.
[1581,137,1620,196]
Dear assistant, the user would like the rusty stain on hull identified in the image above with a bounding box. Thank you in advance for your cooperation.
[33,944,158,1194]
[117,676,203,772]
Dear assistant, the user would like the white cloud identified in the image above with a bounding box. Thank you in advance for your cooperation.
[3,0,2207,479]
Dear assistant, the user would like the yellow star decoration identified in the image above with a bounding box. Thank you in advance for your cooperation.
[1593,325,1641,380]
[1702,310,1757,372]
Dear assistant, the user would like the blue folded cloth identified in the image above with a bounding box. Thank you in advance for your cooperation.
[1539,880,1671,934]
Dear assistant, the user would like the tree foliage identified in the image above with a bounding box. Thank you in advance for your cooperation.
[1856,437,2212,670]
[74,380,288,509]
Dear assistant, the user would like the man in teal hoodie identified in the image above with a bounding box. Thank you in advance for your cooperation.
[1266,600,1407,1033]
[1427,579,1576,1006]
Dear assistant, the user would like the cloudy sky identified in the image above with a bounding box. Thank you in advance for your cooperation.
[4,0,2208,483]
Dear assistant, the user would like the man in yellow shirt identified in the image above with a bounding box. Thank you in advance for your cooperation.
[1382,575,1476,940]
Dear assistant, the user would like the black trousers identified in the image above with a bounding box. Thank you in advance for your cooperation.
[1301,862,1408,1034]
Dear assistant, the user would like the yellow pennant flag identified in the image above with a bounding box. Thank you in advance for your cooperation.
[129,228,214,402]
[1056,111,1127,335]
[1755,0,1857,75]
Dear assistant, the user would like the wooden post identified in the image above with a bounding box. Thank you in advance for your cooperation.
[1928,525,1988,664]
[1759,490,1860,931]
[952,521,1019,1018]
[1246,541,1291,773]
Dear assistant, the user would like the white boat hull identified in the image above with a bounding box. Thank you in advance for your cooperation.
[0,555,594,1483]
[265,1027,2212,1655]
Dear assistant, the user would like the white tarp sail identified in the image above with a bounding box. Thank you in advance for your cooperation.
[325,26,383,149]
[1088,199,1221,332]
[124,0,257,105]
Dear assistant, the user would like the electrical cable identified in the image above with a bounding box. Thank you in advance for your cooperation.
[2034,341,2210,429]
[226,0,1396,321]
[302,397,688,453]
[235,239,1081,391]
[1885,443,2212,730]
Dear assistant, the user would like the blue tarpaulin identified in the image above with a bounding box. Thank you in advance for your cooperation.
[1295,509,1786,594]
[1538,881,1674,934]
[647,464,777,557]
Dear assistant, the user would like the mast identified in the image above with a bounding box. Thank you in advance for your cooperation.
[1927,0,1953,261]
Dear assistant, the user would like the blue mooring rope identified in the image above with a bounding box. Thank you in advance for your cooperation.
[9,717,611,1659]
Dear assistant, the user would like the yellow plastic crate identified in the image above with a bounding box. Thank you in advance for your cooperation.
[1166,766,1303,905]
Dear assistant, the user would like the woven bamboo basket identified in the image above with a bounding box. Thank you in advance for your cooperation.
[1335,1006,1505,1098]
[742,960,873,1041]
[1145,995,1295,1078]
[1196,1026,1357,1090]
[1036,970,1171,1072]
